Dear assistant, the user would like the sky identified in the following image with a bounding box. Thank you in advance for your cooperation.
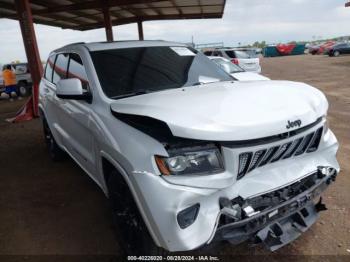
[0,0,349,63]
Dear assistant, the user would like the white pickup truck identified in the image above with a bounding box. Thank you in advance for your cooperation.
[39,41,339,255]
[0,63,32,97]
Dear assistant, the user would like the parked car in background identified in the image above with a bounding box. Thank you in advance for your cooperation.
[209,56,269,81]
[204,48,262,73]
[326,43,350,57]
[39,41,339,255]
[308,41,336,55]
[0,63,32,96]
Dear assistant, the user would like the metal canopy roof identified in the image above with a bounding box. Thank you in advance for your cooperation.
[0,0,226,31]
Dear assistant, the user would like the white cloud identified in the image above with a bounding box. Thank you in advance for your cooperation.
[0,0,349,63]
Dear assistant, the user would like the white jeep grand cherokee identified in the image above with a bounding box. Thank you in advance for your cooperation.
[39,41,339,255]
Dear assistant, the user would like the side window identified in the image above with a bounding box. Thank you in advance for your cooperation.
[53,53,69,85]
[67,53,89,91]
[44,55,55,82]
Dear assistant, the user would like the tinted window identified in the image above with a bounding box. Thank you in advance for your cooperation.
[203,51,212,56]
[336,43,349,48]
[224,50,236,58]
[241,49,258,58]
[68,53,89,91]
[53,53,69,85]
[45,55,55,82]
[224,50,256,59]
[90,46,232,99]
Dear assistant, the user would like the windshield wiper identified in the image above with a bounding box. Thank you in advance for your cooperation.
[110,90,152,100]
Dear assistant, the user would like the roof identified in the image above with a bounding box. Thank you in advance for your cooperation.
[54,40,187,52]
[0,0,226,31]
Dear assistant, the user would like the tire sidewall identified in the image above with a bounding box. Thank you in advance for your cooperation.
[107,170,165,256]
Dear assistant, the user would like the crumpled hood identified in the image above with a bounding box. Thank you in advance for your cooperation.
[110,80,328,141]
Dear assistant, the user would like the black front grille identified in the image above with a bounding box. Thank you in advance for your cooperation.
[237,127,323,180]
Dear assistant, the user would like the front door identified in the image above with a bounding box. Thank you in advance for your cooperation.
[54,53,96,176]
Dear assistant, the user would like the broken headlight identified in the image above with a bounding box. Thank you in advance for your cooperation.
[155,146,224,176]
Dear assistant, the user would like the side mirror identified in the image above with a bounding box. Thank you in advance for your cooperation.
[56,78,92,102]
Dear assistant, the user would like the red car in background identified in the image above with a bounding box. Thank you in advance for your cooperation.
[308,41,336,55]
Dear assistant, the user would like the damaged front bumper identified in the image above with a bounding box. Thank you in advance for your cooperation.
[210,166,337,251]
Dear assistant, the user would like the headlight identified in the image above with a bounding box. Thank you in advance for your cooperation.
[155,146,224,176]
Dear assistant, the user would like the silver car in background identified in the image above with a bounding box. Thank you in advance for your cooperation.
[204,48,262,73]
[209,56,269,81]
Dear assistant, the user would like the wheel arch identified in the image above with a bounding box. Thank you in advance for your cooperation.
[99,153,163,248]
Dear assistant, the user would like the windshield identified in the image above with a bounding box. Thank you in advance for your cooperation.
[212,58,243,73]
[90,46,233,99]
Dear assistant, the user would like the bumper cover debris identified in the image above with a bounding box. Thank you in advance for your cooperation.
[212,166,337,251]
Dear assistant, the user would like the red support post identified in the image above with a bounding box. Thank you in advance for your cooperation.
[11,0,43,122]
[102,1,114,42]
[138,21,144,40]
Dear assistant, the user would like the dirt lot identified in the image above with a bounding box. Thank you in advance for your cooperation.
[0,54,349,259]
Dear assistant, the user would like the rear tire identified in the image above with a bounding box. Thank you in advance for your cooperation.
[333,51,340,57]
[42,118,66,161]
[107,170,167,256]
[17,81,29,97]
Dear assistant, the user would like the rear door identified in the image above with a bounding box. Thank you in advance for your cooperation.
[49,53,70,146]
[40,54,66,146]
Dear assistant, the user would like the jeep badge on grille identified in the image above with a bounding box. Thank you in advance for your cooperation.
[286,119,302,129]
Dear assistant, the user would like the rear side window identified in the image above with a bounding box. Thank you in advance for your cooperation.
[53,53,69,85]
[67,53,89,91]
[44,55,55,82]
[224,50,236,58]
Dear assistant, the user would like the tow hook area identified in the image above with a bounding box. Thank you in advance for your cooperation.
[256,201,321,251]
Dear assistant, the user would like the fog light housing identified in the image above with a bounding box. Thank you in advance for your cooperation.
[177,203,200,229]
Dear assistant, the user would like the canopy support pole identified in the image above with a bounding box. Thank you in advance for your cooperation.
[10,0,43,122]
[138,21,144,40]
[102,1,114,42]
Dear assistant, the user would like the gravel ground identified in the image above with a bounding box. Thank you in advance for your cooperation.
[0,54,349,260]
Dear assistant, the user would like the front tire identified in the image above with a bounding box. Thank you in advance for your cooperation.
[333,51,340,57]
[42,118,66,161]
[107,170,167,256]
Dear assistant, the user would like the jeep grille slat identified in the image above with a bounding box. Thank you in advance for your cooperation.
[237,127,323,180]
[306,127,323,153]
[294,133,314,156]
[258,146,279,167]
[282,137,303,159]
[237,152,253,179]
[270,142,292,162]
[247,149,267,172]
